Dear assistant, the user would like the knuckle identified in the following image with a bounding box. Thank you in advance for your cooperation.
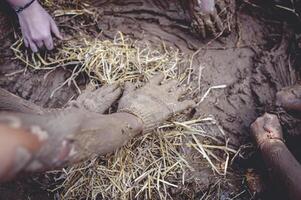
[32,34,50,42]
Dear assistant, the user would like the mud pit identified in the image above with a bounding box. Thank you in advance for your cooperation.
[0,0,301,199]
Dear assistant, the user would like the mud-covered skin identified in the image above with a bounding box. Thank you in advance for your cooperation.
[276,85,301,112]
[188,0,228,38]
[0,84,123,181]
[251,113,301,200]
[118,74,195,133]
[250,113,284,149]
[0,76,194,182]
[69,83,121,113]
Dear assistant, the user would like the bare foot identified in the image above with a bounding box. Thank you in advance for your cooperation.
[188,0,229,38]
[250,113,284,149]
[276,84,301,112]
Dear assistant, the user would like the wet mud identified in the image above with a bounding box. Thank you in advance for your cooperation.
[0,0,301,199]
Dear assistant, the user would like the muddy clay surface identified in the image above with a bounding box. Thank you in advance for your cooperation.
[0,0,301,199]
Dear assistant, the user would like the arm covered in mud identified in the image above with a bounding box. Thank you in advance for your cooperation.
[251,114,301,200]
[0,75,195,182]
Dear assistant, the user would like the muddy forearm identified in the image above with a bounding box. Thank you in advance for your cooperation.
[261,141,301,200]
[0,109,143,181]
[0,88,45,114]
[70,112,143,162]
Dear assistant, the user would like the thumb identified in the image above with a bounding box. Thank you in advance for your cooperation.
[50,18,63,40]
[123,82,136,95]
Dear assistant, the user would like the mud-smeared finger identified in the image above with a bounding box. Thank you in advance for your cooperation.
[193,18,206,38]
[123,82,136,95]
[84,84,96,93]
[216,0,227,13]
[174,100,196,113]
[213,14,223,32]
[200,20,206,38]
[148,73,165,85]
[262,114,281,133]
[174,86,186,97]
[162,80,178,91]
[106,88,122,102]
[204,17,216,36]
[98,83,119,95]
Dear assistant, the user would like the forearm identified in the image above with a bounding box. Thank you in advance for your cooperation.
[0,88,45,114]
[0,109,142,181]
[71,112,143,162]
[261,140,301,200]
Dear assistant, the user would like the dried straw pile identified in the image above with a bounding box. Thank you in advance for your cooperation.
[11,32,185,92]
[52,118,237,200]
[10,1,239,199]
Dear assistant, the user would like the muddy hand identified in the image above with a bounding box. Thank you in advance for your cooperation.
[189,0,225,38]
[276,84,301,112]
[69,83,122,114]
[118,74,196,133]
[250,113,284,150]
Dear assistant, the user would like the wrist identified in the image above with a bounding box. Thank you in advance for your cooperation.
[9,0,39,13]
[117,112,144,134]
[259,138,285,153]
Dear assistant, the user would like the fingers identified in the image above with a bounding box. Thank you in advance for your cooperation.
[23,38,29,48]
[96,83,119,95]
[192,19,206,38]
[106,87,122,102]
[216,0,227,14]
[162,80,178,91]
[214,13,224,32]
[123,82,136,95]
[44,37,54,50]
[199,20,206,38]
[174,87,186,97]
[148,73,165,85]
[204,15,216,36]
[29,41,38,53]
[50,18,63,40]
[36,41,44,49]
[174,100,196,113]
[22,19,60,52]
[262,113,281,133]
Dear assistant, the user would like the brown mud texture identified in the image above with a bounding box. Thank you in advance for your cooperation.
[1,0,301,199]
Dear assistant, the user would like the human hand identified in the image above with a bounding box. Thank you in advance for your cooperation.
[69,83,122,114]
[250,113,284,150]
[17,0,62,52]
[118,74,196,133]
[189,0,228,38]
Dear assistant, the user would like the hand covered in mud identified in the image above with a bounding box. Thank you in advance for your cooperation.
[70,84,121,114]
[118,74,196,133]
[250,113,284,149]
[189,0,229,38]
[17,0,62,52]
[276,85,301,112]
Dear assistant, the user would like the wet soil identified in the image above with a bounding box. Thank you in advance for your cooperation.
[0,0,301,199]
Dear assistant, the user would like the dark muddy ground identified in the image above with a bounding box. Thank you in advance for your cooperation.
[0,0,301,199]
